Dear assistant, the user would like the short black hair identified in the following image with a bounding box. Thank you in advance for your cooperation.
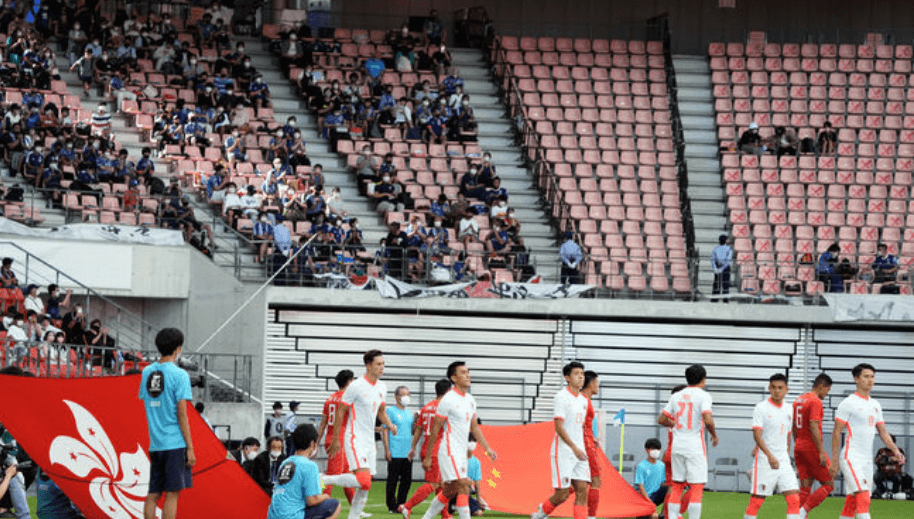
[672,384,687,394]
[562,361,585,377]
[852,363,876,378]
[241,437,260,448]
[48,283,58,293]
[2,258,12,266]
[267,436,284,449]
[583,370,599,389]
[335,369,354,389]
[769,373,788,384]
[195,402,205,413]
[436,378,452,396]
[813,373,833,387]
[447,361,466,381]
[273,401,283,410]
[719,234,728,245]
[0,366,24,376]
[827,243,840,253]
[685,364,707,386]
[644,438,662,450]
[363,349,383,365]
[292,423,319,451]
[154,327,184,356]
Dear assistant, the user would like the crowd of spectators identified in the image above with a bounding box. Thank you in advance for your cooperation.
[738,121,837,157]
[815,241,903,294]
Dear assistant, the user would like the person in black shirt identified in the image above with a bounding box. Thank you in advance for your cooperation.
[738,122,765,157]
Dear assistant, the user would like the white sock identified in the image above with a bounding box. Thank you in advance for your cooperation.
[787,515,799,519]
[667,503,680,519]
[421,496,447,519]
[588,516,596,519]
[687,502,702,519]
[745,515,756,519]
[323,473,360,487]
[799,509,808,519]
[348,489,369,519]
[457,506,470,519]
[839,516,855,519]
[857,514,871,519]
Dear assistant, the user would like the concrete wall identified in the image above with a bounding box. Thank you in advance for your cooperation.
[204,402,264,441]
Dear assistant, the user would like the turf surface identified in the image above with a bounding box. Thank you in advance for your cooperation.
[22,483,914,518]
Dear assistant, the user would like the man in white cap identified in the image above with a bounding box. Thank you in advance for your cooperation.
[738,122,765,157]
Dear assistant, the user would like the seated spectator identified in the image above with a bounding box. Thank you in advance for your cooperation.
[385,222,409,278]
[372,174,400,214]
[233,437,261,474]
[85,318,117,370]
[486,221,512,258]
[0,258,19,289]
[457,212,479,245]
[775,126,798,157]
[344,218,365,252]
[90,103,112,138]
[430,194,449,219]
[459,165,480,197]
[817,121,837,155]
[489,196,508,223]
[816,244,842,293]
[281,187,307,222]
[364,51,385,92]
[872,243,899,285]
[423,217,449,256]
[107,69,137,114]
[248,74,271,116]
[738,122,765,157]
[486,177,508,204]
[224,129,247,166]
[206,166,228,205]
[352,144,379,195]
[502,208,522,245]
[424,106,448,145]
[393,97,413,139]
[326,187,346,219]
[424,9,444,45]
[279,33,307,76]
[875,435,911,499]
[24,285,43,316]
[251,436,286,496]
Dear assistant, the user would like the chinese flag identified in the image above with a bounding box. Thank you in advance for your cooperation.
[0,374,270,519]
[477,422,656,518]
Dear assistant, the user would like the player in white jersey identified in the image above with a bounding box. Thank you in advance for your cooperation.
[657,364,718,519]
[420,361,497,519]
[531,361,591,519]
[830,363,905,519]
[325,350,399,519]
[744,374,800,519]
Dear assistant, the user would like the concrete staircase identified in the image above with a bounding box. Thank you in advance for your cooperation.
[449,47,561,280]
[672,55,727,297]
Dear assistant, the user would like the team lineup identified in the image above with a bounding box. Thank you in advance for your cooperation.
[268,350,906,519]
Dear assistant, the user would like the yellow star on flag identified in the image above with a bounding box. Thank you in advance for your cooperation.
[487,479,496,488]
[491,468,501,479]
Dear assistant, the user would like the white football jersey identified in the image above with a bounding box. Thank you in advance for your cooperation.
[663,386,713,457]
[835,392,885,460]
[436,388,477,459]
[752,398,793,460]
[342,375,387,444]
[552,387,588,453]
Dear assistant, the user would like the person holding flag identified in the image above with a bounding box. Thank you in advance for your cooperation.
[531,362,590,519]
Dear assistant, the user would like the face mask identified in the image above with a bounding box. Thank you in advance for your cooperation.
[468,441,478,451]
[238,46,245,52]
[382,176,390,182]
[190,59,197,65]
[244,62,251,68]
[260,217,268,223]
[244,449,258,461]
[270,450,282,459]
[499,201,506,207]
[16,320,23,327]
[434,221,441,228]
[399,395,411,406]
[649,449,661,460]
[288,121,297,127]
[462,100,469,106]
[422,100,429,106]
[470,169,477,175]
[335,221,342,227]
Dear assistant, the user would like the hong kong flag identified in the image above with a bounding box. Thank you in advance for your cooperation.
[0,374,270,519]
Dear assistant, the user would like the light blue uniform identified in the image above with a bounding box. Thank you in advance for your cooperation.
[138,361,193,451]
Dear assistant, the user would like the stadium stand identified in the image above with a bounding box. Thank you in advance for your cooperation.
[712,33,914,297]
[491,35,696,297]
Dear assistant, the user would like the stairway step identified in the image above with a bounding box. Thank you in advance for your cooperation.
[684,143,720,157]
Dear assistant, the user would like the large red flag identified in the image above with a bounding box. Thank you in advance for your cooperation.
[0,374,270,519]
[477,422,656,518]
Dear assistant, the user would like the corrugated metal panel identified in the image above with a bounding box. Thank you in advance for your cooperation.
[278,310,559,333]
[814,328,914,344]
[578,347,791,367]
[287,324,553,346]
[292,338,549,359]
[573,321,801,340]
[575,334,795,354]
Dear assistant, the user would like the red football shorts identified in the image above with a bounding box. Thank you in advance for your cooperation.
[326,450,349,476]
[795,448,831,482]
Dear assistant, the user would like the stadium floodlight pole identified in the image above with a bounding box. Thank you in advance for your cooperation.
[190,232,319,355]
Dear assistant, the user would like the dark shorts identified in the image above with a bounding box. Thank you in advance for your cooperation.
[306,498,340,519]
[149,448,193,493]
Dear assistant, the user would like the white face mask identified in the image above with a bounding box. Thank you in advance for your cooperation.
[244,449,258,461]
[260,217,268,223]
[399,395,411,406]
[470,169,477,175]
[434,221,441,228]
[468,441,478,452]
[382,176,391,182]
[270,449,282,459]
[649,449,661,460]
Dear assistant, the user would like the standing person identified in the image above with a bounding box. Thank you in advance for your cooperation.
[710,234,732,302]
[830,364,905,519]
[530,362,590,519]
[581,371,602,519]
[559,232,583,285]
[400,379,453,519]
[792,373,834,518]
[325,350,399,519]
[743,374,801,519]
[265,401,286,443]
[284,401,300,455]
[420,362,498,519]
[267,424,341,519]
[657,365,718,519]
[662,385,692,519]
[317,370,357,507]
[138,328,195,519]
[384,386,417,513]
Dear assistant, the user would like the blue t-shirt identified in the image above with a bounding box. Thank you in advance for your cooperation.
[267,456,322,519]
[634,459,665,495]
[385,406,415,459]
[468,455,481,481]
[36,470,80,519]
[138,361,193,452]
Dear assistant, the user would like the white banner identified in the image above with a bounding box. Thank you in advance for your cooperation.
[824,294,914,322]
[0,218,185,246]
[375,276,594,299]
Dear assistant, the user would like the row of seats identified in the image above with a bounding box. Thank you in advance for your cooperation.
[501,36,663,55]
[709,40,910,60]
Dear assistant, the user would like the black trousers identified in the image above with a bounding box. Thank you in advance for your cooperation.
[561,265,580,284]
[386,457,412,511]
[712,267,730,301]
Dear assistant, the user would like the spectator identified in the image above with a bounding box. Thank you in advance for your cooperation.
[288,131,310,168]
[775,126,798,157]
[23,285,43,316]
[253,212,275,264]
[90,103,112,138]
[4,313,29,362]
[872,243,898,285]
[352,145,379,195]
[233,437,261,474]
[44,284,71,320]
[385,222,408,278]
[816,243,843,293]
[283,401,300,455]
[430,194,449,219]
[61,304,86,345]
[273,221,293,258]
[874,435,911,499]
[344,218,365,253]
[559,232,583,284]
[424,9,444,45]
[373,174,400,214]
[817,121,837,155]
[251,436,287,496]
[486,220,512,261]
[326,187,346,219]
[431,44,451,76]
[279,33,306,76]
[68,48,94,96]
[634,438,666,519]
[0,258,18,289]
[423,217,449,256]
[248,73,271,117]
[457,212,480,245]
[710,234,732,303]
[176,197,216,251]
[364,51,385,92]
[84,318,117,370]
[738,122,765,157]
